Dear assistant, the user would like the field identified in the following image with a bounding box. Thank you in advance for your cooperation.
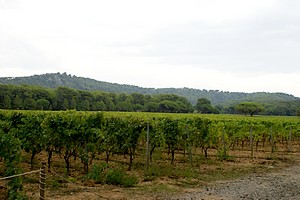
[1,110,300,199]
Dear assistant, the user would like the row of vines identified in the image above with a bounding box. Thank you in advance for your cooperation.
[1,110,300,197]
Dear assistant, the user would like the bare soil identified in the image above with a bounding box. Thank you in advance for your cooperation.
[168,156,300,200]
[2,148,300,200]
[17,152,300,200]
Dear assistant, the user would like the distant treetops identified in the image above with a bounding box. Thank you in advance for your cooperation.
[0,84,299,116]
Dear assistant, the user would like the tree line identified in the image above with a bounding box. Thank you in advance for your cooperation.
[1,84,299,116]
[0,84,194,113]
[1,72,299,106]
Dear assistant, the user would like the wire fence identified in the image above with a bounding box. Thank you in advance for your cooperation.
[0,162,109,200]
[0,169,42,181]
[0,162,46,200]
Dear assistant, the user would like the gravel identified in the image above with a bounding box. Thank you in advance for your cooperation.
[166,160,300,200]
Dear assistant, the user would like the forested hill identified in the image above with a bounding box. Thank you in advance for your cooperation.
[0,72,299,106]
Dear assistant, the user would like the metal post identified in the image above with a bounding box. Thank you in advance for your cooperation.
[40,162,46,200]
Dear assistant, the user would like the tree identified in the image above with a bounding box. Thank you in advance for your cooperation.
[63,99,69,110]
[92,100,106,111]
[3,95,12,109]
[131,93,145,105]
[24,98,37,110]
[79,99,91,111]
[158,100,179,113]
[12,95,24,110]
[196,98,214,114]
[70,97,77,110]
[144,102,159,112]
[235,102,265,117]
[297,108,300,116]
[36,99,50,110]
[116,101,133,111]
[55,87,79,110]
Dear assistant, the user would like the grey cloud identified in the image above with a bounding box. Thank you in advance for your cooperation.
[119,4,300,74]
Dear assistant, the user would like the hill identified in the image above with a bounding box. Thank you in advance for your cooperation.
[0,72,299,106]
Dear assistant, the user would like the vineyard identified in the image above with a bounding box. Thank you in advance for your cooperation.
[1,110,300,199]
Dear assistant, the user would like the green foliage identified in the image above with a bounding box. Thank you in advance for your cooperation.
[87,163,109,184]
[0,112,27,199]
[106,169,138,187]
[1,72,299,115]
[0,83,193,113]
[235,102,265,116]
[87,163,138,187]
[3,95,12,109]
[159,118,182,164]
[196,98,215,114]
[1,110,300,194]
[297,108,300,116]
[191,117,212,157]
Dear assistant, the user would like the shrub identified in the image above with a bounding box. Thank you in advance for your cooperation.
[87,163,138,187]
[87,163,109,184]
[106,169,138,187]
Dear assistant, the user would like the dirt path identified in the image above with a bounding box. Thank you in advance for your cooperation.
[167,159,300,200]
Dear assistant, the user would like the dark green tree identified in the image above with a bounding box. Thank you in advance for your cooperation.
[63,99,69,110]
[144,101,159,112]
[158,100,179,113]
[24,98,36,110]
[3,95,12,109]
[92,100,106,111]
[12,95,24,110]
[235,102,265,117]
[36,99,50,110]
[196,98,214,114]
[70,97,77,110]
[131,93,145,105]
[297,108,300,116]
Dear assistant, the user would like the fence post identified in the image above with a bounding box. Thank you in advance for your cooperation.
[40,162,46,200]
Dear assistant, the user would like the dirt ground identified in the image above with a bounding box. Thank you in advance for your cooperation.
[1,147,300,200]
[17,152,300,200]
[168,156,300,200]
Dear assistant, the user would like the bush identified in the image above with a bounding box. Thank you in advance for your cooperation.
[87,163,138,187]
[87,163,109,184]
[106,169,138,187]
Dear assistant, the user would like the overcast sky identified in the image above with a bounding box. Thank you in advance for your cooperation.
[1,0,300,97]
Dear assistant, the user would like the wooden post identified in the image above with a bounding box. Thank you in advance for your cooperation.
[40,162,46,200]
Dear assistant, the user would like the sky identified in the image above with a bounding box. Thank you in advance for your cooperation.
[1,0,300,97]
